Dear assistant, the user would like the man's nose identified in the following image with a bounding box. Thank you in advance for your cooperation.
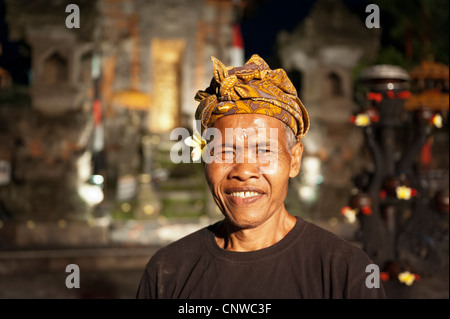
[227,160,261,181]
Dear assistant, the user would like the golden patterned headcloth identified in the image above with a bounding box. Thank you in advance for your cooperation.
[194,54,309,141]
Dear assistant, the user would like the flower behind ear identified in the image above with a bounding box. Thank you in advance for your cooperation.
[184,130,206,162]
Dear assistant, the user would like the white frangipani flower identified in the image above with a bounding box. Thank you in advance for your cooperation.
[184,131,206,162]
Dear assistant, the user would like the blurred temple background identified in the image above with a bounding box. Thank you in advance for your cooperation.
[0,0,448,298]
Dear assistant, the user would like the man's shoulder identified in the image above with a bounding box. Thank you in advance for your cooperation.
[299,219,369,260]
[298,219,386,298]
[149,223,214,265]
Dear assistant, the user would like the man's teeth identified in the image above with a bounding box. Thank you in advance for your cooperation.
[230,191,260,198]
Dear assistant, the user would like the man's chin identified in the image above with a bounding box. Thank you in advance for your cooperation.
[224,213,265,230]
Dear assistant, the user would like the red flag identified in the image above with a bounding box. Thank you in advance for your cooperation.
[92,99,104,152]
[230,23,244,67]
[421,138,432,168]
[93,99,102,126]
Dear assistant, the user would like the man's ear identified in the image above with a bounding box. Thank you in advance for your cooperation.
[289,141,303,178]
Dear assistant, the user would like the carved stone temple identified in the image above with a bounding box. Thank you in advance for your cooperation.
[1,0,235,248]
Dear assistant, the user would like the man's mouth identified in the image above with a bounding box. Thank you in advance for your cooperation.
[229,191,261,198]
[225,187,264,205]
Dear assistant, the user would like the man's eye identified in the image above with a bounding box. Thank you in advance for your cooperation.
[258,149,271,154]
[210,149,233,157]
[219,149,234,155]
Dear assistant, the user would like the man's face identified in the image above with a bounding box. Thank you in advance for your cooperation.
[204,114,303,229]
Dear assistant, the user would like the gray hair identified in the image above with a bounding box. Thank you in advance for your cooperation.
[283,123,297,153]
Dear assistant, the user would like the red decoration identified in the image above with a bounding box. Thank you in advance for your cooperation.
[379,190,387,199]
[349,115,356,124]
[367,92,383,103]
[396,90,411,99]
[365,91,410,102]
[361,206,372,215]
[380,272,390,281]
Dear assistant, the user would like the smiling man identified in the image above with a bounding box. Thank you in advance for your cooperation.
[136,55,386,299]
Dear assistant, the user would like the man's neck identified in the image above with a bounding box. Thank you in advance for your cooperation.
[215,211,297,252]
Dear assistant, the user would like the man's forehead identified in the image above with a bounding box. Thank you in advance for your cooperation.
[212,114,286,130]
[205,114,287,147]
[204,127,283,150]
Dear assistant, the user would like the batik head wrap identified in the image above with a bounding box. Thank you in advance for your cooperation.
[194,54,310,141]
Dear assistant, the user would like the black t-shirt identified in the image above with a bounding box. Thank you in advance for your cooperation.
[136,217,386,299]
